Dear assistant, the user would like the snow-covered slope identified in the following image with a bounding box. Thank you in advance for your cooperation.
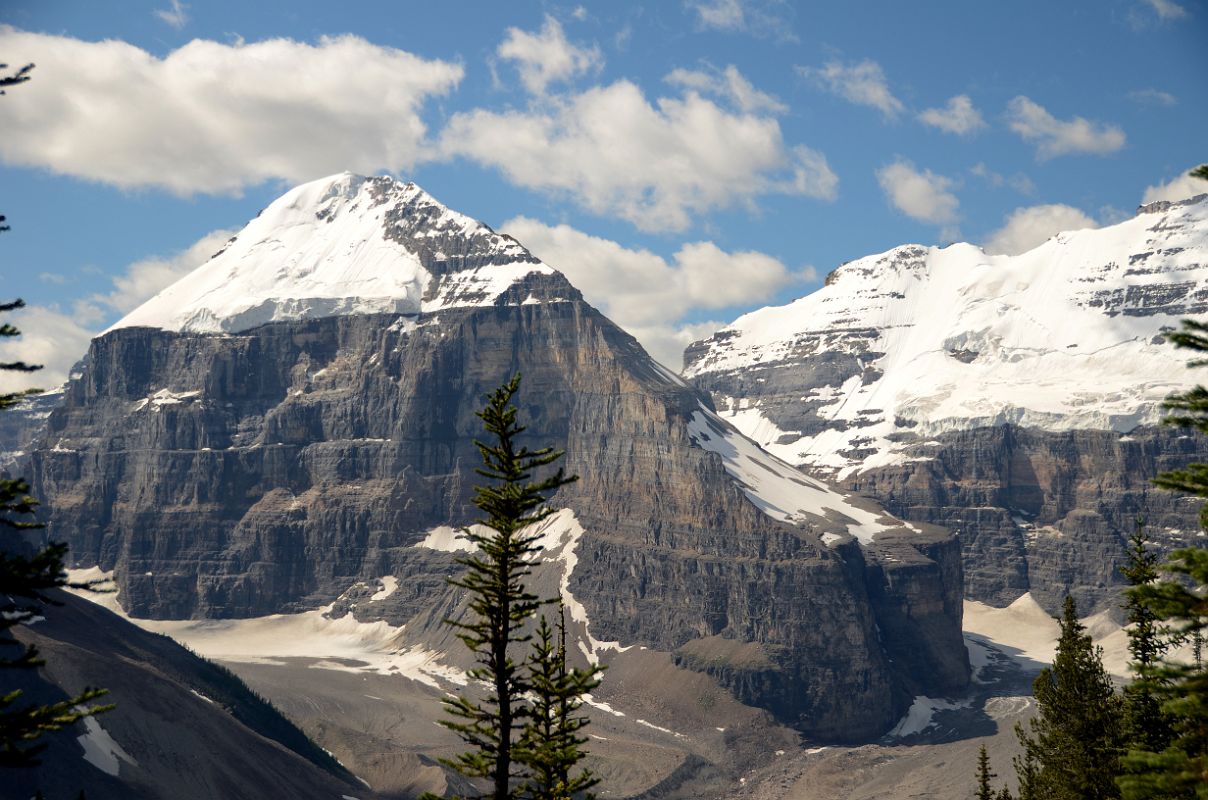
[110,172,555,334]
[685,194,1208,477]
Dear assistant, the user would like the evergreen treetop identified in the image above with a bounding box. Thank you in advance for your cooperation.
[1015,596,1125,800]
[432,374,579,800]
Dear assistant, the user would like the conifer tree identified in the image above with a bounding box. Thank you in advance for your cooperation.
[1120,521,1176,754]
[517,605,602,800]
[1014,596,1125,800]
[975,744,996,800]
[433,374,577,800]
[1117,548,1208,799]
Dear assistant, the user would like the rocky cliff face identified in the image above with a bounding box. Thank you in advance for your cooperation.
[685,195,1208,614]
[26,173,968,741]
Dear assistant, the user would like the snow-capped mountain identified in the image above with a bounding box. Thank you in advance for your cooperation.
[686,194,1208,478]
[686,194,1208,613]
[110,172,557,334]
[27,172,969,770]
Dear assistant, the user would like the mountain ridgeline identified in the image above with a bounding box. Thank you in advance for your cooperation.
[685,194,1208,614]
[25,173,969,742]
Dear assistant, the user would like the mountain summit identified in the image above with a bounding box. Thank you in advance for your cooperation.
[111,172,559,334]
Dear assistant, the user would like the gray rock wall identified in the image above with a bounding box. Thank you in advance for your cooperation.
[29,284,967,739]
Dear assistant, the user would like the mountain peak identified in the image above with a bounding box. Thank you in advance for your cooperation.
[686,191,1208,477]
[108,173,555,336]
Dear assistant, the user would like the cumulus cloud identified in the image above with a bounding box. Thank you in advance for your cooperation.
[0,304,96,392]
[1142,0,1188,20]
[0,28,463,195]
[798,59,903,119]
[502,216,809,365]
[876,160,960,228]
[917,95,986,135]
[1006,96,1126,160]
[91,229,236,318]
[0,229,234,391]
[665,64,786,113]
[440,80,837,232]
[496,15,602,96]
[1142,169,1208,205]
[984,204,1098,256]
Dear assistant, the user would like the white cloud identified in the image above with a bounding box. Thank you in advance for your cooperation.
[1142,169,1208,205]
[0,304,95,392]
[0,28,463,195]
[684,0,795,39]
[91,229,236,316]
[665,64,786,113]
[572,6,588,21]
[154,0,189,30]
[984,204,1098,256]
[1005,96,1126,160]
[1126,88,1177,107]
[798,59,904,119]
[440,80,837,232]
[917,95,986,135]
[688,0,746,30]
[502,216,808,366]
[970,163,1035,195]
[496,15,602,96]
[1142,0,1188,20]
[876,160,960,227]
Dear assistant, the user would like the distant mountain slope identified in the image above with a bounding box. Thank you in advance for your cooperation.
[686,194,1208,612]
[27,172,968,744]
[5,590,370,800]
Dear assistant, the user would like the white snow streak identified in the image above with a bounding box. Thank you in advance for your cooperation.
[686,405,903,544]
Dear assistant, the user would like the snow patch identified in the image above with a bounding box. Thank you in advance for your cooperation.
[527,509,633,665]
[888,695,968,737]
[369,576,398,602]
[190,689,215,704]
[686,405,908,544]
[65,570,465,689]
[77,716,137,777]
[413,525,476,553]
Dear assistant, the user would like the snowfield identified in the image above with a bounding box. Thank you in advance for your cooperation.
[108,172,554,335]
[687,194,1208,477]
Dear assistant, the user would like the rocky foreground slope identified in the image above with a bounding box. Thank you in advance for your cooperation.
[6,590,367,800]
[25,173,969,746]
[685,194,1208,613]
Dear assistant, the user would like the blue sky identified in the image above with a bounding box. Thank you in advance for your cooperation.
[1,0,1206,382]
